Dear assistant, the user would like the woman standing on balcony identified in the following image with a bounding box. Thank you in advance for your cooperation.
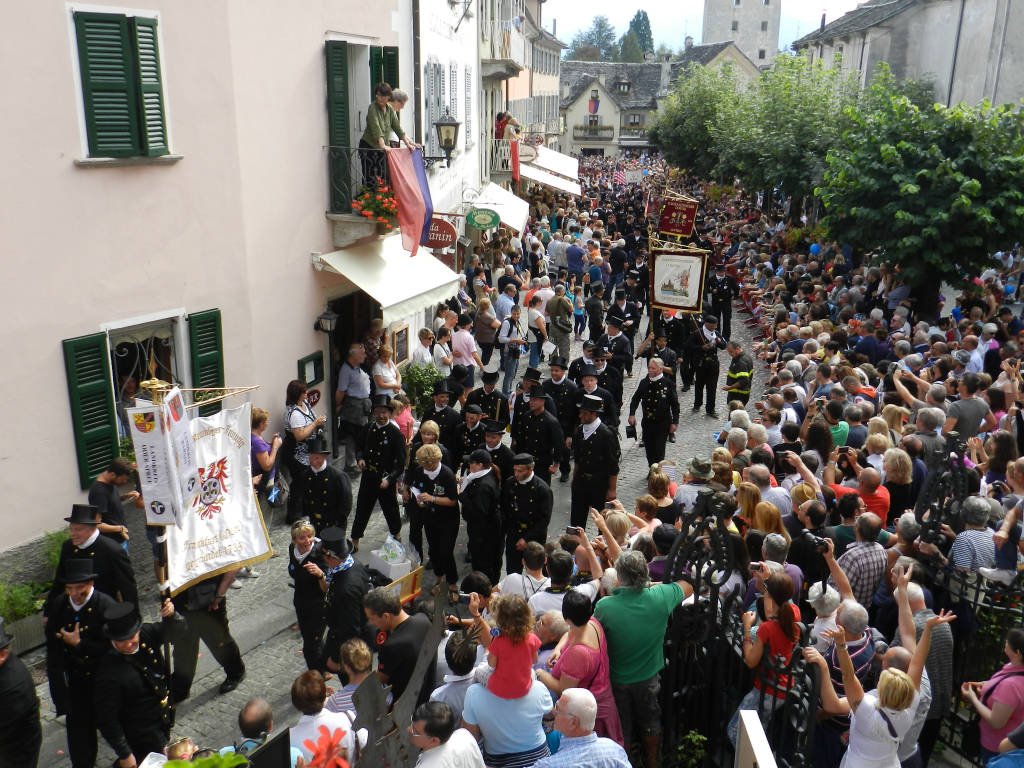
[359,82,417,186]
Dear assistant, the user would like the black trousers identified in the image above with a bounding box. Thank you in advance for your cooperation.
[171,601,245,702]
[0,709,41,768]
[505,533,543,575]
[405,502,425,560]
[294,596,326,671]
[66,683,97,768]
[557,429,573,476]
[571,473,610,530]
[712,303,732,340]
[284,454,307,523]
[424,513,460,586]
[642,420,670,465]
[680,355,694,389]
[126,724,170,764]
[466,517,503,584]
[351,472,401,540]
[693,365,719,414]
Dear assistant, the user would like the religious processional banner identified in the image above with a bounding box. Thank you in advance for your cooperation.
[658,197,699,238]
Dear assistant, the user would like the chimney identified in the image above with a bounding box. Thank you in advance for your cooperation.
[552,19,556,36]
[819,13,826,32]
[684,35,694,50]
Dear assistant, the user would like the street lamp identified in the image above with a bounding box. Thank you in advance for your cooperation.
[313,309,338,334]
[426,109,462,168]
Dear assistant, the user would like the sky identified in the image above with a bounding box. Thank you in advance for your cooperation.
[544,0,864,54]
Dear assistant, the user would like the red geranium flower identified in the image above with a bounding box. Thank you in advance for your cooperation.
[302,725,350,768]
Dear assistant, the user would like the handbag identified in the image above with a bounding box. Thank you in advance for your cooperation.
[963,669,1024,755]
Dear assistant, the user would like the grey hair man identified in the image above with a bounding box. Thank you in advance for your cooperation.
[532,688,630,768]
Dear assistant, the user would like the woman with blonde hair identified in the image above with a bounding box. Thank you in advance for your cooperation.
[880,405,910,444]
[882,447,915,527]
[750,502,789,544]
[372,344,402,395]
[712,446,741,487]
[736,482,761,527]
[407,443,459,594]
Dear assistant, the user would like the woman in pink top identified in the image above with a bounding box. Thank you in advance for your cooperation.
[962,627,1024,760]
[481,593,541,699]
[451,314,483,397]
[536,590,623,745]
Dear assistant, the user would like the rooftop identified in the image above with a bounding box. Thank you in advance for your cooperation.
[792,0,920,48]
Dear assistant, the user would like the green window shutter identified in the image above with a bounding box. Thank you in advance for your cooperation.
[130,17,168,157]
[74,12,141,157]
[188,309,224,416]
[382,47,400,90]
[63,333,118,489]
[325,41,351,213]
[369,45,384,100]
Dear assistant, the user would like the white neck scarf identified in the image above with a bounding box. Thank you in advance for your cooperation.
[424,466,442,480]
[581,417,602,440]
[517,471,535,484]
[69,587,95,612]
[649,373,664,382]
[703,326,717,342]
[459,467,491,495]
[81,528,100,549]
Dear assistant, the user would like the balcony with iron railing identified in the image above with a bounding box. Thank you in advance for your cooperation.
[325,146,390,247]
[488,138,513,178]
[573,125,615,141]
[480,19,528,79]
[619,125,648,137]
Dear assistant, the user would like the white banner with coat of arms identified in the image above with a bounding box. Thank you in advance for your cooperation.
[165,402,273,594]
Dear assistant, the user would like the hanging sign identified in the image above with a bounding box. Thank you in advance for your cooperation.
[658,198,700,238]
[467,208,501,229]
[518,143,539,163]
[425,217,458,248]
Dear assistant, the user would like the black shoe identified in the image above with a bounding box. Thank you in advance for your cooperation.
[559,472,570,483]
[219,670,246,694]
[707,411,719,419]
[692,406,701,412]
[668,433,676,443]
[681,384,691,392]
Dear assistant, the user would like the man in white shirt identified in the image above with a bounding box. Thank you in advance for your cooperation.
[498,541,549,600]
[410,702,484,768]
[535,276,556,318]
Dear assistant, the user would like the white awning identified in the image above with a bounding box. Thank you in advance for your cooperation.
[519,162,583,196]
[473,182,530,233]
[530,146,579,181]
[315,235,460,326]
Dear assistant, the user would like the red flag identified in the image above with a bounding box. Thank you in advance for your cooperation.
[386,149,431,256]
[588,98,599,114]
[510,140,520,183]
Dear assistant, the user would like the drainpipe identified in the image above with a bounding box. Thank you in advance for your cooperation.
[991,0,1011,102]
[946,0,965,106]
[413,0,423,144]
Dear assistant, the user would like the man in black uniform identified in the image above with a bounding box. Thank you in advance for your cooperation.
[628,357,680,465]
[603,296,638,369]
[623,270,647,320]
[569,395,620,532]
[723,340,755,406]
[686,314,728,417]
[47,504,137,614]
[542,356,578,483]
[501,454,554,574]
[578,365,619,428]
[511,368,557,452]
[351,394,407,551]
[0,618,41,768]
[635,329,679,380]
[46,559,117,768]
[483,420,515,485]
[592,348,625,409]
[426,380,461,460]
[584,282,606,341]
[515,389,565,487]
[465,369,510,424]
[459,448,503,583]
[95,599,185,767]
[453,404,487,472]
[706,262,739,340]
[319,527,372,671]
[302,436,352,535]
[568,340,600,385]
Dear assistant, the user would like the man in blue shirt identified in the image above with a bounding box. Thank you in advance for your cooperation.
[532,688,629,768]
[335,344,372,474]
[565,238,585,283]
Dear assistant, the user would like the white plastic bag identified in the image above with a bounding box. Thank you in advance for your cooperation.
[380,533,407,563]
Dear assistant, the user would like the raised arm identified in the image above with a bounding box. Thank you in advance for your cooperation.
[827,627,864,710]
[824,538,855,602]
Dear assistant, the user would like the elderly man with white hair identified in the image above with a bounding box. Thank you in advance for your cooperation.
[532,688,630,768]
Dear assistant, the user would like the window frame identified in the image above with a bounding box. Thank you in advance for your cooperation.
[731,20,740,31]
[67,3,174,161]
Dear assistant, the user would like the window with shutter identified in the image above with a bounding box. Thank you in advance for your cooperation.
[464,67,472,145]
[382,48,400,90]
[187,309,225,416]
[369,46,384,99]
[73,11,168,158]
[64,333,119,489]
[325,41,352,213]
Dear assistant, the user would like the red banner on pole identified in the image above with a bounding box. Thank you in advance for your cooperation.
[658,198,699,238]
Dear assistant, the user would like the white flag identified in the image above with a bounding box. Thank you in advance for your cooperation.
[165,402,273,594]
[163,386,199,508]
[127,403,181,526]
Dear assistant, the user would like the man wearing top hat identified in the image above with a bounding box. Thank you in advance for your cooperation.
[501,454,554,574]
[706,261,739,340]
[459,448,503,583]
[465,369,510,424]
[46,504,137,621]
[624,269,647,318]
[0,616,42,768]
[351,394,407,553]
[46,558,118,768]
[95,598,185,767]
[599,315,634,378]
[592,347,625,409]
[628,357,680,466]
[635,327,679,381]
[316,527,372,672]
[302,435,353,536]
[427,380,462,462]
[543,356,579,483]
[569,395,620,531]
[686,314,729,418]
[568,340,599,386]
[483,420,515,485]
[584,282,605,342]
[577,364,619,429]
[511,368,557,450]
[453,404,487,473]
[515,384,565,487]
[605,288,640,350]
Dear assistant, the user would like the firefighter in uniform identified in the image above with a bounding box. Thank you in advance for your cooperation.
[592,349,624,411]
[707,262,739,340]
[542,356,579,483]
[453,404,487,472]
[723,340,755,406]
[46,559,117,768]
[483,420,515,484]
[95,600,185,766]
[567,340,599,386]
[501,454,554,574]
[464,369,510,424]
[628,357,680,466]
[351,395,407,552]
[686,314,728,417]
[515,388,565,487]
[301,436,352,535]
[569,395,620,531]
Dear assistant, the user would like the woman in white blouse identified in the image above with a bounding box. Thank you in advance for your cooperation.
[372,344,402,394]
[433,327,454,377]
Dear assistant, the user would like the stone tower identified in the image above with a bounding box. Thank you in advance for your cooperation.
[701,0,781,68]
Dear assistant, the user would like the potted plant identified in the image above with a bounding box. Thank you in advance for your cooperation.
[402,362,442,419]
[0,581,48,654]
[351,180,398,234]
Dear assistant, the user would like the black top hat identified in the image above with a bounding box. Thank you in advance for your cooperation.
[307,435,330,455]
[468,448,492,466]
[582,340,597,350]
[483,419,507,434]
[579,364,599,379]
[548,356,569,370]
[512,453,535,467]
[714,262,726,271]
[613,289,626,299]
[579,394,604,413]
[449,364,469,383]
[104,602,142,641]
[703,314,719,324]
[320,526,352,559]
[522,367,542,384]
[61,559,99,584]
[0,617,12,649]
[432,379,451,396]
[626,270,640,280]
[605,315,621,327]
[371,394,392,410]
[65,504,100,525]
[481,369,500,384]
[528,387,547,398]
[591,281,604,293]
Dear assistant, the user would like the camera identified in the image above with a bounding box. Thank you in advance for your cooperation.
[457,592,473,605]
[803,530,830,554]
[565,526,580,536]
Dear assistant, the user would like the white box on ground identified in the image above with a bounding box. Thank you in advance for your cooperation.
[369,550,411,580]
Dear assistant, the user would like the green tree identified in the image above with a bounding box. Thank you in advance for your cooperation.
[818,72,1024,319]
[565,15,619,61]
[628,10,654,55]
[654,42,676,59]
[617,31,644,63]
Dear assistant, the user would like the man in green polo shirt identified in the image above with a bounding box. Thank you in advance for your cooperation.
[594,550,692,768]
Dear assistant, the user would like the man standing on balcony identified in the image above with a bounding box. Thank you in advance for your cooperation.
[359,82,417,186]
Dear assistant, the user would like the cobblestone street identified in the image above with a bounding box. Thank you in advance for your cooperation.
[33,308,766,765]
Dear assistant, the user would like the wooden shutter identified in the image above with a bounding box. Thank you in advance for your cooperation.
[63,333,118,489]
[465,67,472,144]
[325,41,351,213]
[188,309,224,416]
[369,45,384,99]
[449,64,458,119]
[74,12,141,157]
[130,17,168,156]
[382,47,399,89]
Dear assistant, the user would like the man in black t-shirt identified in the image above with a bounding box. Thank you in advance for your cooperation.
[88,457,136,545]
[364,587,435,707]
